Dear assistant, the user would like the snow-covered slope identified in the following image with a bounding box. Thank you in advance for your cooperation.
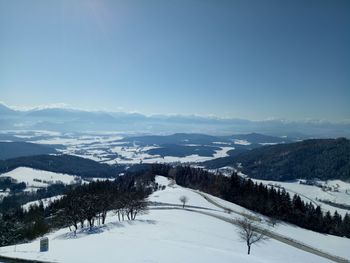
[199,191,350,260]
[1,176,349,263]
[22,195,64,211]
[250,178,350,216]
[0,167,78,190]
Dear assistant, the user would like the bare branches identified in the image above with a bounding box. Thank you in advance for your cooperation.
[236,217,269,255]
[179,195,188,208]
[59,178,151,233]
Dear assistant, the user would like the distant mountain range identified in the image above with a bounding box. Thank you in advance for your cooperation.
[0,103,349,137]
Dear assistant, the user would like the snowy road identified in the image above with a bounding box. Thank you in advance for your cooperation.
[189,191,350,263]
[149,204,350,263]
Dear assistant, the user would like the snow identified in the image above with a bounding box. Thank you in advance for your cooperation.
[142,154,213,164]
[251,178,350,216]
[31,135,123,146]
[105,146,234,165]
[0,191,9,199]
[1,176,348,263]
[193,189,350,260]
[213,146,234,158]
[0,209,332,263]
[149,177,219,210]
[88,177,115,182]
[213,141,232,145]
[0,167,79,188]
[0,211,332,263]
[276,223,350,260]
[24,133,236,164]
[22,195,64,211]
[234,139,251,145]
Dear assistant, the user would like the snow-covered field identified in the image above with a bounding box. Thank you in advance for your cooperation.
[250,178,350,216]
[234,139,251,145]
[0,167,79,190]
[1,176,349,263]
[81,144,234,165]
[3,131,236,164]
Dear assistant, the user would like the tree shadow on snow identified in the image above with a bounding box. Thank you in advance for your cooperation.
[54,220,157,240]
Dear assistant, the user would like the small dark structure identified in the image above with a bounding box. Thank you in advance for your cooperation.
[40,237,49,252]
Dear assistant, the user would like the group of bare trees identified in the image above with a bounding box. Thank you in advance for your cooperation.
[56,178,150,235]
[114,192,148,221]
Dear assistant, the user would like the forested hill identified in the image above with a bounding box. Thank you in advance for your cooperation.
[0,154,123,178]
[0,142,57,160]
[206,138,350,181]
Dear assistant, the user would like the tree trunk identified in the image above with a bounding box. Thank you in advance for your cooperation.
[102,212,106,224]
[247,245,251,255]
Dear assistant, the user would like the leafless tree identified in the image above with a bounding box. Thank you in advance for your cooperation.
[179,195,188,208]
[267,217,279,227]
[236,217,268,255]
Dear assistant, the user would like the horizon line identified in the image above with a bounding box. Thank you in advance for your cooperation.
[1,101,350,125]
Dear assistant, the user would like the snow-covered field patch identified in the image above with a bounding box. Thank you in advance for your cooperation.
[0,167,79,188]
[22,195,64,211]
[234,139,251,145]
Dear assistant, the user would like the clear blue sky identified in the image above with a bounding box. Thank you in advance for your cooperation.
[1,0,349,121]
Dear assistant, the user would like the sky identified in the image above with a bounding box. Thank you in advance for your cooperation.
[0,0,349,121]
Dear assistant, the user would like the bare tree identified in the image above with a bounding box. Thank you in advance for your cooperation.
[267,217,279,227]
[236,217,268,255]
[179,195,188,208]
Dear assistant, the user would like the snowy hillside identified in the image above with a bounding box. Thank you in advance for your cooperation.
[0,167,79,190]
[22,195,64,211]
[1,176,349,263]
[251,178,350,216]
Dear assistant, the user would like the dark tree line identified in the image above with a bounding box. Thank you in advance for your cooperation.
[0,183,68,215]
[0,177,26,193]
[0,154,125,178]
[152,164,350,238]
[0,170,155,246]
